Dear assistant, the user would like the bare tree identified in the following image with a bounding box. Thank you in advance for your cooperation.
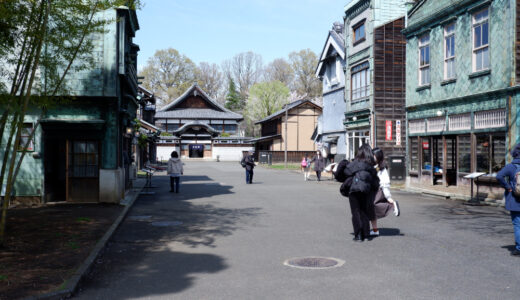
[222,51,263,110]
[196,62,224,104]
[264,58,294,89]
[289,49,322,100]
[140,48,197,105]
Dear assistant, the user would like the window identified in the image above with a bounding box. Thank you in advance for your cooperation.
[422,137,431,170]
[473,8,489,71]
[410,137,419,172]
[458,135,471,173]
[444,23,456,79]
[474,109,505,129]
[351,62,369,101]
[204,144,212,151]
[492,135,506,173]
[409,119,426,134]
[19,123,34,151]
[353,22,365,44]
[426,117,446,132]
[70,141,98,178]
[327,59,338,86]
[167,123,180,132]
[224,124,237,133]
[212,124,223,132]
[419,34,430,85]
[347,130,370,160]
[448,113,471,131]
[476,135,490,173]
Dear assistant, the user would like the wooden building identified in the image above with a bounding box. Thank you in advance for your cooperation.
[252,99,322,162]
[154,84,252,161]
[343,0,408,169]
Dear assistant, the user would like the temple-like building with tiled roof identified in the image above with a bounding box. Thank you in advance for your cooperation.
[154,84,252,161]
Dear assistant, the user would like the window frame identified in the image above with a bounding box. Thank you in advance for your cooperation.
[19,123,35,152]
[444,22,456,80]
[472,7,490,72]
[418,33,431,86]
[352,20,366,45]
[350,61,370,102]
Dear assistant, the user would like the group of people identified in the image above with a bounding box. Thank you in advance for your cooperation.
[300,151,328,181]
[335,144,400,242]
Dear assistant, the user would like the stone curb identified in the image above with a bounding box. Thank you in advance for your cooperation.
[24,180,145,300]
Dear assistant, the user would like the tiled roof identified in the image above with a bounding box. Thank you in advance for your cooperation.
[255,99,321,124]
[155,108,242,120]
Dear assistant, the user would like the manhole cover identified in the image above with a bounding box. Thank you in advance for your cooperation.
[128,215,152,221]
[284,257,345,269]
[151,221,183,227]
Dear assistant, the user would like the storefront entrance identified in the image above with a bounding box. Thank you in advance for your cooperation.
[431,136,457,186]
[347,130,370,160]
[189,144,204,158]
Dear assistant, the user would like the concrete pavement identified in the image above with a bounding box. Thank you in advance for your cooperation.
[75,162,520,299]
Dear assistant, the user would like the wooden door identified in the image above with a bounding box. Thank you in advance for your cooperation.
[67,140,100,202]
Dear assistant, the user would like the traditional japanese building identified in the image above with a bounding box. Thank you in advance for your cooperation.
[404,0,520,200]
[315,22,347,162]
[252,99,322,162]
[154,84,252,161]
[343,0,408,169]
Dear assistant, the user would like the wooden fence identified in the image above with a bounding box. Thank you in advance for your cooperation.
[242,151,316,164]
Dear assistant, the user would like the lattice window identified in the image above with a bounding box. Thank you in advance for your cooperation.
[448,113,471,131]
[427,117,446,132]
[409,119,425,134]
[474,109,506,129]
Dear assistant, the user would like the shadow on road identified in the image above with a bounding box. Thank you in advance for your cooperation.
[80,245,228,299]
[378,228,403,236]
[77,173,262,298]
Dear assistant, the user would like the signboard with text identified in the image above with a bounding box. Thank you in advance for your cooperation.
[385,120,392,141]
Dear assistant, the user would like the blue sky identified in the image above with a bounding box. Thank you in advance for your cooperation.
[134,0,350,70]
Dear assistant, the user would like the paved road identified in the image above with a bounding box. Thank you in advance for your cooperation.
[76,162,520,299]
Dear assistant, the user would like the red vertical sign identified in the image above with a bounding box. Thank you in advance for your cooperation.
[385,120,392,141]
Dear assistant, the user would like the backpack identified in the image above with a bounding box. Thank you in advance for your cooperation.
[340,175,353,197]
[513,164,520,198]
[241,157,246,168]
[301,158,308,167]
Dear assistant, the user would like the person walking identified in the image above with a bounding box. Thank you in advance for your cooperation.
[167,151,183,193]
[301,154,311,181]
[310,150,326,181]
[344,144,379,242]
[241,150,255,184]
[496,143,520,256]
[369,147,400,237]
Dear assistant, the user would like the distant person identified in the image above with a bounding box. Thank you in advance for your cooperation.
[241,150,256,184]
[167,151,183,193]
[496,143,520,256]
[310,150,326,181]
[301,154,311,181]
[343,144,379,242]
[369,148,400,237]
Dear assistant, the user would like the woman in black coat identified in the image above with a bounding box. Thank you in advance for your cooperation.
[344,144,379,242]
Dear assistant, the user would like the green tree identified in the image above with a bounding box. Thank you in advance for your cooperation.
[140,48,197,106]
[0,0,141,246]
[289,49,322,99]
[225,79,241,111]
[246,80,289,122]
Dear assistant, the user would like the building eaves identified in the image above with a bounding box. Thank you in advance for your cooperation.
[255,99,322,124]
[155,109,243,120]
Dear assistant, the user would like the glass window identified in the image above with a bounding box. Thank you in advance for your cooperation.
[224,124,237,133]
[476,135,490,173]
[351,62,369,101]
[458,135,471,173]
[327,59,337,85]
[410,137,419,172]
[70,140,98,178]
[353,22,365,43]
[419,34,431,85]
[491,134,506,173]
[204,144,212,151]
[167,123,180,132]
[19,123,34,151]
[444,23,456,79]
[212,124,223,132]
[473,8,490,71]
[422,138,431,170]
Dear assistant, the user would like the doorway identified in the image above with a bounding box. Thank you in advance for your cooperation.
[44,138,67,202]
[432,136,457,186]
[189,144,204,158]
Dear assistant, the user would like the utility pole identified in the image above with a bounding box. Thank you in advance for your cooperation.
[284,108,288,168]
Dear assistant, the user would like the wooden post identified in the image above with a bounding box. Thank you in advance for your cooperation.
[442,136,447,186]
[284,109,288,168]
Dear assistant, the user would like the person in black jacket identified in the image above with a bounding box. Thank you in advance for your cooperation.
[344,144,379,242]
[241,151,256,184]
